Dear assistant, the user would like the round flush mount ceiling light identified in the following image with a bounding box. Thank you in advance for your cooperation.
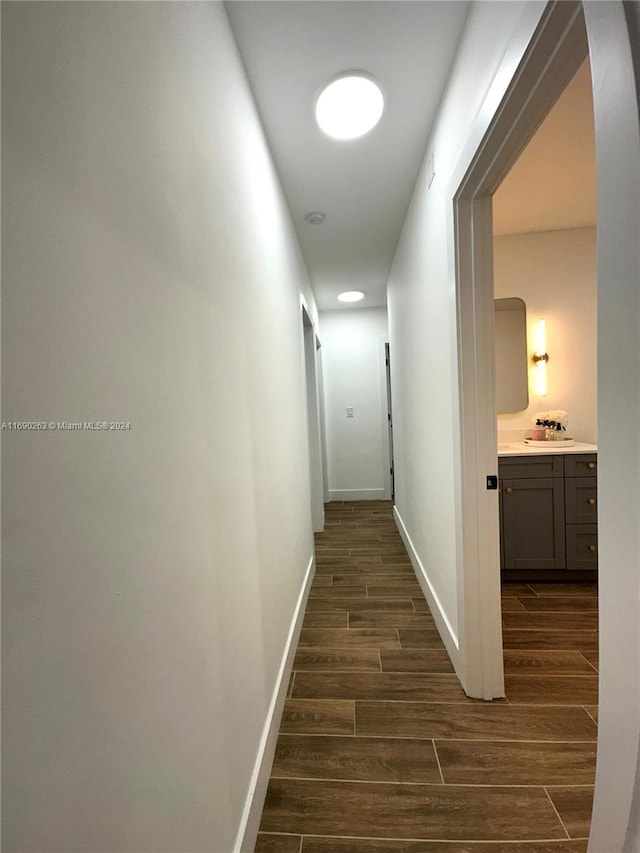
[338,290,365,303]
[315,73,384,140]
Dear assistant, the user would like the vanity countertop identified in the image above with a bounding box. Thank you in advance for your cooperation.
[497,441,598,457]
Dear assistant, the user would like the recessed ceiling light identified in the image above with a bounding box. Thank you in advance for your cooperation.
[315,73,384,140]
[305,211,326,225]
[338,290,365,303]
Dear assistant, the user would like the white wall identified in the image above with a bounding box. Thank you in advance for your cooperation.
[320,308,390,501]
[494,227,597,443]
[387,0,546,663]
[2,4,316,852]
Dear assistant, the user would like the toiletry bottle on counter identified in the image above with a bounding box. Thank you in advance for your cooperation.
[531,420,546,440]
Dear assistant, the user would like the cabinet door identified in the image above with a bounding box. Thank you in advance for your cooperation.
[502,477,566,570]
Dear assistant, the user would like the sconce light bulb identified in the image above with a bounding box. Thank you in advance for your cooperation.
[535,318,546,355]
[534,363,547,397]
[532,318,548,396]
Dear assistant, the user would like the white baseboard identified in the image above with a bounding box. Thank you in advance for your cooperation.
[234,554,315,853]
[393,506,462,677]
[328,488,387,501]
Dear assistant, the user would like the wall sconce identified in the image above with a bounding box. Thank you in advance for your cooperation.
[532,318,549,396]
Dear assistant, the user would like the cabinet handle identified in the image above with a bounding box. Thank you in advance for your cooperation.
[588,498,596,505]
[588,462,596,469]
[588,544,597,552]
[505,487,513,494]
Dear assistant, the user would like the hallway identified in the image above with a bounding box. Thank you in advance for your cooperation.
[256,501,597,851]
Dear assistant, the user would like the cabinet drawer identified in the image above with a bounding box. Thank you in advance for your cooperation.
[566,524,598,570]
[565,477,597,523]
[499,455,564,479]
[564,454,597,477]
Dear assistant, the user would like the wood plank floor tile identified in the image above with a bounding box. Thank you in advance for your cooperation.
[316,557,383,568]
[314,549,351,557]
[502,650,598,676]
[546,786,594,838]
[502,583,540,597]
[584,706,598,724]
[303,613,349,629]
[332,573,414,585]
[397,629,448,649]
[359,528,399,535]
[307,598,415,613]
[505,675,598,705]
[501,597,527,611]
[435,740,596,785]
[322,566,411,578]
[312,575,333,586]
[309,587,367,598]
[255,833,301,852]
[356,702,597,741]
[502,630,598,652]
[349,612,436,629]
[379,649,455,673]
[411,598,430,611]
[502,612,599,631]
[528,583,597,597]
[379,557,413,566]
[320,533,383,542]
[366,584,423,597]
[518,597,598,612]
[261,779,566,840]
[271,734,441,783]
[301,839,588,853]
[292,672,469,702]
[579,650,598,671]
[280,700,354,735]
[298,628,400,649]
[293,649,381,672]
[350,547,408,556]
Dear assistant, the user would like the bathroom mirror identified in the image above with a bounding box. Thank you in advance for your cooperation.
[495,297,529,413]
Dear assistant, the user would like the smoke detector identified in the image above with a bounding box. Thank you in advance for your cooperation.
[305,212,326,225]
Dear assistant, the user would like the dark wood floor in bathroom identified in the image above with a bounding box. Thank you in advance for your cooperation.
[256,501,598,853]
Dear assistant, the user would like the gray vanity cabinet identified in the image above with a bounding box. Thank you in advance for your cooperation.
[499,453,598,581]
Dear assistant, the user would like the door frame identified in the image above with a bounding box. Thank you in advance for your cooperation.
[452,0,588,700]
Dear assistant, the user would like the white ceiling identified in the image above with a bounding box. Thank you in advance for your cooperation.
[226,4,596,313]
[226,1,471,310]
[493,58,596,236]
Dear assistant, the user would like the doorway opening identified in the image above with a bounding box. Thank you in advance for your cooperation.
[302,304,325,532]
[385,342,395,502]
[493,56,598,598]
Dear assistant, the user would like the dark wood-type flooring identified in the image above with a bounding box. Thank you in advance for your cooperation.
[256,501,598,852]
